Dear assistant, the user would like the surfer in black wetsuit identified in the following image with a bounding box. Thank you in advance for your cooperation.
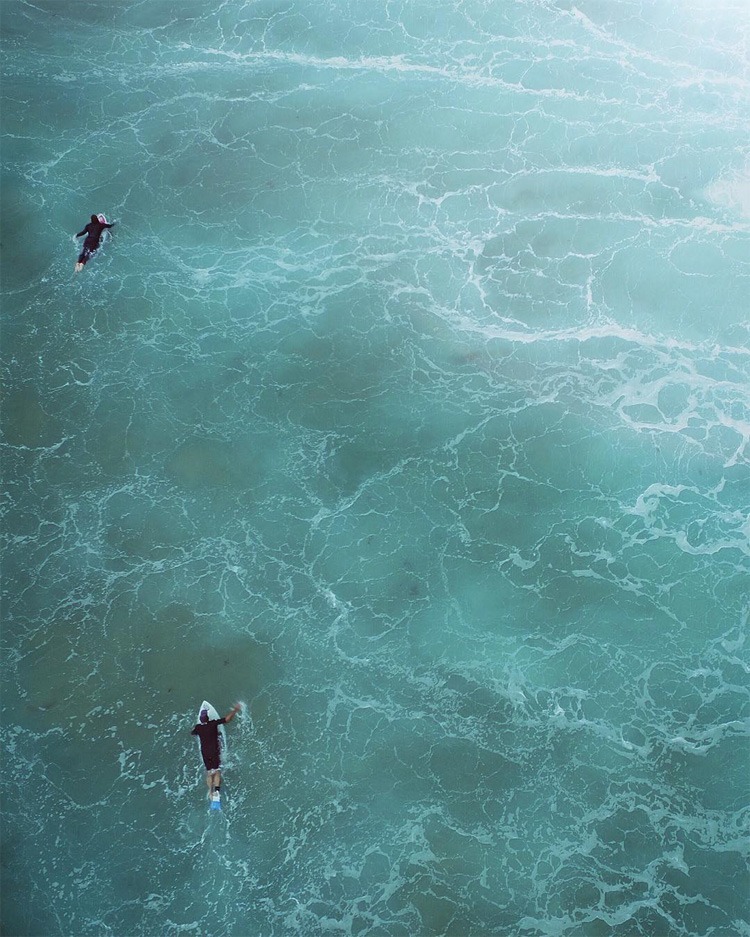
[191,703,241,797]
[75,214,115,272]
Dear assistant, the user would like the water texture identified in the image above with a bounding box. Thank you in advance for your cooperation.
[1,1,749,934]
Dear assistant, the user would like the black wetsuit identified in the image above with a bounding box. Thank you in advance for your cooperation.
[191,717,226,771]
[76,218,114,266]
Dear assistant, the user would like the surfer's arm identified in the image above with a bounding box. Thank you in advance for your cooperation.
[104,222,115,229]
[223,704,241,723]
[75,229,87,238]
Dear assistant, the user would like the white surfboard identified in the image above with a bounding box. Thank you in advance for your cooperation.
[196,700,226,811]
[97,214,111,246]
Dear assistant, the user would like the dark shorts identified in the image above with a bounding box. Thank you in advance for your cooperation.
[203,753,221,771]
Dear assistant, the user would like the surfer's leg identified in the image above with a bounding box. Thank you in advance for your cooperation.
[75,245,93,272]
[206,768,221,791]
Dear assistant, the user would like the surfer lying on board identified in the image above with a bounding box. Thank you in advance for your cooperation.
[74,214,115,272]
[191,703,241,796]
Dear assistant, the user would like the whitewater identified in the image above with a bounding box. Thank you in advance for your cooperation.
[1,1,748,935]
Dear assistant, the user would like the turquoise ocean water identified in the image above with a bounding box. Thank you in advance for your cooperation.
[1,1,749,934]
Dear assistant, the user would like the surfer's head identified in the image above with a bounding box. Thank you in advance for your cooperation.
[200,709,209,723]
[91,214,98,223]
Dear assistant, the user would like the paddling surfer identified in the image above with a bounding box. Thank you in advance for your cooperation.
[191,703,241,798]
[74,214,114,272]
